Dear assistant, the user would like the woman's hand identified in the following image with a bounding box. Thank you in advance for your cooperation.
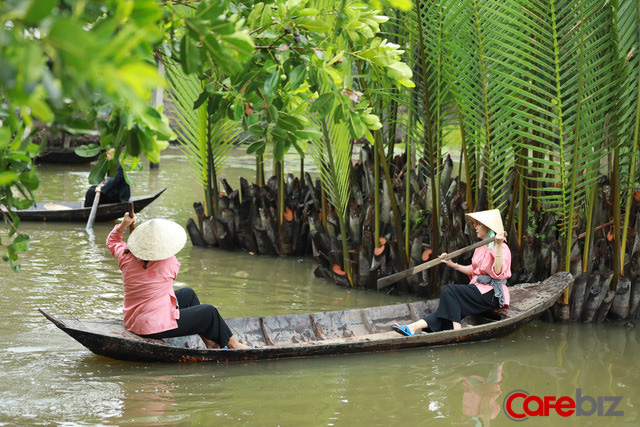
[493,231,506,273]
[439,253,457,269]
[118,212,136,232]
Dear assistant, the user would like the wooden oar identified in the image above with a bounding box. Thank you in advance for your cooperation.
[85,186,101,232]
[376,236,496,290]
[128,202,135,233]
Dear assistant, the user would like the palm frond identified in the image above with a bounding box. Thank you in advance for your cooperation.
[166,60,241,189]
[307,120,352,221]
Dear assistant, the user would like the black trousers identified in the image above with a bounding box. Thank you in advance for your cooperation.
[142,287,234,347]
[423,284,499,332]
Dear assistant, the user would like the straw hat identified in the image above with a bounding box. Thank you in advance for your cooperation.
[465,209,504,234]
[127,218,187,261]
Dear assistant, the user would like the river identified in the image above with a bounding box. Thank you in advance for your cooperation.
[1,146,638,426]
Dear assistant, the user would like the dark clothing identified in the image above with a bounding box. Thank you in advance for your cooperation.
[84,165,130,207]
[423,284,500,332]
[141,287,234,347]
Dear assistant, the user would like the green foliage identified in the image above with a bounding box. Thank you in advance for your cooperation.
[183,0,412,165]
[308,119,354,284]
[389,0,639,282]
[166,58,242,216]
[0,0,171,269]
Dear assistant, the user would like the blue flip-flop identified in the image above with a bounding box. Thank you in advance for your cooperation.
[392,324,414,336]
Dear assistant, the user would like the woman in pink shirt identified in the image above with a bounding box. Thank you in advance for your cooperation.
[107,212,248,349]
[393,209,511,335]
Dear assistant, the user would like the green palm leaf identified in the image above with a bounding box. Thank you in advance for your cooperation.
[166,60,243,216]
[308,119,353,284]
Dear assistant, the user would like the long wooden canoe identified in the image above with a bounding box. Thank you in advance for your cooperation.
[6,188,166,222]
[39,272,572,363]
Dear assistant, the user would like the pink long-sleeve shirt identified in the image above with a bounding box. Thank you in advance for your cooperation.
[468,243,511,307]
[107,225,180,335]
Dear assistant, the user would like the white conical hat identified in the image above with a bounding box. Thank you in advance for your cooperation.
[127,218,187,261]
[465,209,504,234]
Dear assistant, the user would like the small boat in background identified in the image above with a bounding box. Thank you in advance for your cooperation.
[7,188,166,222]
[34,149,100,164]
[40,272,572,363]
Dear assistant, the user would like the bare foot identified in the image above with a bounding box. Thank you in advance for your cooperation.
[200,335,220,349]
[227,336,250,349]
[452,321,462,330]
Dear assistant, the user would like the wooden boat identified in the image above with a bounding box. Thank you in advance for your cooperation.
[35,150,100,164]
[7,188,166,222]
[39,272,572,363]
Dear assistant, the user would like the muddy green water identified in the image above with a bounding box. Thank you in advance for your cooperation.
[1,146,639,426]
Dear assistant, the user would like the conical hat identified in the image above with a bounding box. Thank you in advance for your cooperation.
[465,209,504,234]
[127,218,187,261]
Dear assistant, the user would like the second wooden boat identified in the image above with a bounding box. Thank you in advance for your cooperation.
[6,188,166,222]
[39,272,572,363]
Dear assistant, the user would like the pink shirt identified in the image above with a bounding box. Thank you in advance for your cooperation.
[468,243,511,306]
[107,225,180,335]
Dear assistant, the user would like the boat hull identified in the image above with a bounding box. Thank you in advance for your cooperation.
[9,188,166,222]
[40,272,572,363]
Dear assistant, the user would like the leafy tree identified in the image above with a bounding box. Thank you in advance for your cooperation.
[0,0,175,270]
[168,0,414,267]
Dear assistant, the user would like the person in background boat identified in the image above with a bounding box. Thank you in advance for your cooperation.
[107,212,250,349]
[392,209,511,335]
[83,148,130,207]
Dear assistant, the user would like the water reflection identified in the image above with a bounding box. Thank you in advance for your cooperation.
[457,363,503,426]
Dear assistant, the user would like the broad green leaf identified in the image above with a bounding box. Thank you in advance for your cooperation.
[268,105,280,122]
[291,127,322,141]
[23,0,57,25]
[180,32,200,74]
[264,71,280,97]
[0,127,11,150]
[27,96,53,123]
[88,158,110,185]
[233,100,244,121]
[273,139,286,161]
[246,139,265,154]
[75,144,101,158]
[297,17,332,33]
[277,113,304,131]
[8,235,30,252]
[347,112,365,139]
[310,93,335,118]
[386,0,413,12]
[362,113,382,130]
[47,19,92,68]
[288,65,306,91]
[386,62,414,87]
[221,33,255,59]
[18,171,40,191]
[0,171,19,186]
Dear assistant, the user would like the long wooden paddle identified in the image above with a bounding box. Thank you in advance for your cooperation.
[128,202,135,233]
[376,236,496,290]
[85,186,101,232]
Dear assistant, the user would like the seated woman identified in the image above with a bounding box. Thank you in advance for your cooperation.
[107,212,249,349]
[393,209,511,335]
[84,164,130,207]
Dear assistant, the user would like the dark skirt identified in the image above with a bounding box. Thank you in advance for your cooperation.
[423,284,499,332]
[141,287,234,347]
